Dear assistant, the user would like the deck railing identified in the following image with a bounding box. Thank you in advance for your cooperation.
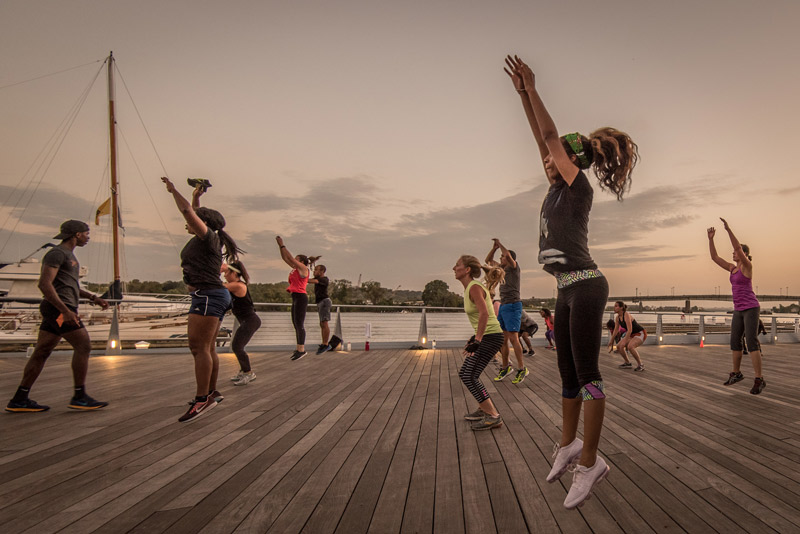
[2,297,799,351]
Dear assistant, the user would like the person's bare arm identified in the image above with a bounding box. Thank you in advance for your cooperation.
[505,55,550,170]
[276,236,309,277]
[707,226,735,272]
[162,177,207,236]
[720,218,752,275]
[516,58,579,186]
[494,238,517,269]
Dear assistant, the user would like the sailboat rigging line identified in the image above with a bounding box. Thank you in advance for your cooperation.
[114,64,170,177]
[0,61,107,258]
[0,60,106,219]
[0,58,104,91]
[114,64,181,252]
[117,126,180,253]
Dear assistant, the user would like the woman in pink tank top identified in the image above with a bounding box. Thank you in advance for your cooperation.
[276,236,310,360]
[707,218,765,395]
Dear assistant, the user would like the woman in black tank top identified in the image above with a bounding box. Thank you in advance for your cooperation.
[611,301,646,371]
[223,260,262,386]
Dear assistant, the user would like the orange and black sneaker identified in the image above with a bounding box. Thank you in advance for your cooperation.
[178,396,216,423]
[68,395,108,410]
[6,398,50,412]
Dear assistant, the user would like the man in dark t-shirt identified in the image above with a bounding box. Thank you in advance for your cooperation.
[308,264,333,354]
[486,238,528,384]
[6,220,110,413]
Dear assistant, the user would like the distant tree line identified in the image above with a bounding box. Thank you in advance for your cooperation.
[86,278,552,309]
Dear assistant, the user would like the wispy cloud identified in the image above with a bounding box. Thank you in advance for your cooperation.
[0,176,745,292]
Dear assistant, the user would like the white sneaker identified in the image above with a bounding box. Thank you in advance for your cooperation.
[563,456,610,509]
[234,371,256,386]
[230,370,245,381]
[546,438,583,483]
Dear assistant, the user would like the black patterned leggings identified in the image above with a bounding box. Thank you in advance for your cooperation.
[459,333,504,403]
[554,276,609,398]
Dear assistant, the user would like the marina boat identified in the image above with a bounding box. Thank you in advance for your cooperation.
[0,53,194,350]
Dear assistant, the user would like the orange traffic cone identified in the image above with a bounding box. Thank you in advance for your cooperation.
[700,337,704,348]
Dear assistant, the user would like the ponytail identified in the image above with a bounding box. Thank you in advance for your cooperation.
[458,254,506,296]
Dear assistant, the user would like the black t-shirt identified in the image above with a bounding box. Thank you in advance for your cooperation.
[180,229,224,289]
[313,276,329,301]
[41,246,81,307]
[538,171,597,275]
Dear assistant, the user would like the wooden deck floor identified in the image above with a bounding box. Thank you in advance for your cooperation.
[1,343,798,534]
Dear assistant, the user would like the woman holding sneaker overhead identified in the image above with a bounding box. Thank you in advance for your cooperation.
[162,177,242,423]
[506,55,639,508]
[224,261,261,385]
[707,218,765,394]
[454,255,506,431]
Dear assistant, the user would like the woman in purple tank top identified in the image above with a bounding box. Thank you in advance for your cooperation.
[707,218,765,395]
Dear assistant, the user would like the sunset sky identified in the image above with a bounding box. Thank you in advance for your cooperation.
[1,0,798,299]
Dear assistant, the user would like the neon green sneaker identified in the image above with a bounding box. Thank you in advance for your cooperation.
[512,367,530,384]
[494,366,513,381]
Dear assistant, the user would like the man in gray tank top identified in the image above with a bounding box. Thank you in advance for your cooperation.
[486,238,528,384]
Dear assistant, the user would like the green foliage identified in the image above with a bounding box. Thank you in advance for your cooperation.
[361,280,388,305]
[422,279,463,307]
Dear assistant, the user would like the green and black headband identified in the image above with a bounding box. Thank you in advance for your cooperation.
[564,132,590,167]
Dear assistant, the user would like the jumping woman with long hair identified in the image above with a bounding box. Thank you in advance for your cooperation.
[224,260,262,386]
[506,55,639,509]
[707,218,765,394]
[454,255,506,430]
[610,301,646,371]
[276,236,310,360]
[162,178,242,423]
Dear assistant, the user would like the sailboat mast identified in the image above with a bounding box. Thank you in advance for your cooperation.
[107,52,121,285]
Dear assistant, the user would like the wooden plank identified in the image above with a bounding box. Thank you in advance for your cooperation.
[447,349,497,534]
[432,347,464,534]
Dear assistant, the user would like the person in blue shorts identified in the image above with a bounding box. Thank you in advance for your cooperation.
[486,238,528,384]
[163,177,242,423]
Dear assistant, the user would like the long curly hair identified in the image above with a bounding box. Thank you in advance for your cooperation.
[195,207,244,261]
[561,127,639,201]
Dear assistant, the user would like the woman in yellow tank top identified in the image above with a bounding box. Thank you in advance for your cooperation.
[453,255,507,430]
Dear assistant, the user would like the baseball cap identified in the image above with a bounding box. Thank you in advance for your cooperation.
[54,220,90,240]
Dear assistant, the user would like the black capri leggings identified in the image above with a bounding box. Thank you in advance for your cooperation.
[459,333,504,403]
[232,313,262,373]
[554,276,609,397]
[291,292,308,345]
[731,306,760,352]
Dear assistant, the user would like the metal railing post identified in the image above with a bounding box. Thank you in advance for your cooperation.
[656,313,663,345]
[698,315,705,346]
[771,316,778,344]
[416,308,429,348]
